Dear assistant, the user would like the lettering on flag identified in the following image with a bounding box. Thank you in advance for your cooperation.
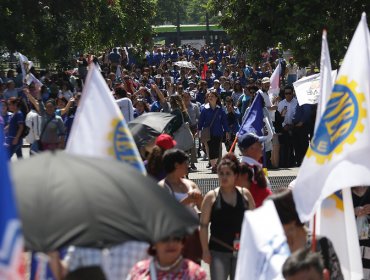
[307,77,367,164]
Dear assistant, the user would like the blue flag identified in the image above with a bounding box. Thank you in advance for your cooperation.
[0,115,24,278]
[238,92,264,137]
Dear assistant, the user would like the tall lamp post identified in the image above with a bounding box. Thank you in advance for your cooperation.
[205,11,210,45]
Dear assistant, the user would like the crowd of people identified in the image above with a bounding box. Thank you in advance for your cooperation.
[0,43,369,279]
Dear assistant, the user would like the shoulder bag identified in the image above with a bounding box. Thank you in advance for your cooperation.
[200,108,219,143]
[173,112,194,151]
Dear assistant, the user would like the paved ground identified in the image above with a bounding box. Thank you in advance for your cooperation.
[188,146,299,195]
[12,145,298,279]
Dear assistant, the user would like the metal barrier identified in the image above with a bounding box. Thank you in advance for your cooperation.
[193,176,296,195]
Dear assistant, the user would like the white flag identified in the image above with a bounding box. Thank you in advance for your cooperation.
[316,30,334,129]
[315,29,363,280]
[293,71,337,106]
[66,64,146,174]
[235,200,289,280]
[293,13,370,222]
[269,62,281,94]
[316,190,363,280]
[16,52,29,82]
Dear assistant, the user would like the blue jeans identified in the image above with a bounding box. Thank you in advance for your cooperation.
[210,250,237,280]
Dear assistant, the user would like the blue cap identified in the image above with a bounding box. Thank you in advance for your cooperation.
[238,133,267,149]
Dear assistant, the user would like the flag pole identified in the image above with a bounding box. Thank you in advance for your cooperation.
[311,214,317,252]
[229,135,238,153]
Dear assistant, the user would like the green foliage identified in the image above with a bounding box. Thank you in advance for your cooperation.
[208,0,370,67]
[0,0,156,66]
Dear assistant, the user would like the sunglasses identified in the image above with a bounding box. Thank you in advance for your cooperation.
[285,92,293,95]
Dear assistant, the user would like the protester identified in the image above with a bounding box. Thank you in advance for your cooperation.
[146,134,176,181]
[127,235,207,279]
[4,97,25,159]
[26,92,66,151]
[352,186,370,278]
[282,248,330,280]
[198,91,229,173]
[238,132,272,207]
[271,189,344,279]
[159,149,203,263]
[200,153,255,280]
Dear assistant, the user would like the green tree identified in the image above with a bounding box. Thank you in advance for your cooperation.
[0,0,155,66]
[208,0,370,67]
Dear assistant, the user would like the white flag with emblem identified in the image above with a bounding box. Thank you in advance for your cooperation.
[66,64,146,174]
[293,13,370,222]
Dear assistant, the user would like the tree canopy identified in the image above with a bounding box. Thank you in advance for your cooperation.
[0,0,155,66]
[208,0,370,67]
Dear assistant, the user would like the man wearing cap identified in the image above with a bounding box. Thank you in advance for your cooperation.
[210,79,221,95]
[238,132,272,207]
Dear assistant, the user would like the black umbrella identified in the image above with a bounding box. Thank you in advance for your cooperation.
[11,151,198,252]
[128,112,175,148]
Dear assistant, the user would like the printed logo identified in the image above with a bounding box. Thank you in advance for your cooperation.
[307,76,366,164]
[108,118,143,171]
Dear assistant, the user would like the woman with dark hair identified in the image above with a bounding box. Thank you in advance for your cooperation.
[159,148,203,263]
[146,134,177,181]
[168,95,189,133]
[198,91,229,173]
[270,190,344,280]
[200,153,255,280]
[127,235,207,279]
[4,97,25,159]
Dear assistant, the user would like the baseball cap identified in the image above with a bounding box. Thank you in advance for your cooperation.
[213,79,220,84]
[261,77,270,84]
[155,134,177,150]
[238,133,267,149]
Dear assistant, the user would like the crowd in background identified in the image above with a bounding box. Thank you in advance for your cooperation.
[2,43,360,280]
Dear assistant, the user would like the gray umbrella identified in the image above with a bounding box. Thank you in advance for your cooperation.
[128,112,175,148]
[11,151,198,252]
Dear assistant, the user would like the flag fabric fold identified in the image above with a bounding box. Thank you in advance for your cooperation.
[314,29,363,280]
[293,13,370,222]
[235,200,289,280]
[317,189,363,279]
[66,64,146,174]
[238,92,265,137]
[0,121,25,279]
[293,71,337,106]
[269,63,281,95]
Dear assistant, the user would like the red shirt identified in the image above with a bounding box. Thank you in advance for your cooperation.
[250,181,273,208]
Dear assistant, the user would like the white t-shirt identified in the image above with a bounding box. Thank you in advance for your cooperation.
[277,98,298,126]
[116,98,134,122]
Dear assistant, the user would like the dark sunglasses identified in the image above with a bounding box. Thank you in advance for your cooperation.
[285,91,293,95]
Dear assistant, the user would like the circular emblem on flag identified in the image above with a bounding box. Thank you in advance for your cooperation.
[108,118,138,162]
[306,76,366,164]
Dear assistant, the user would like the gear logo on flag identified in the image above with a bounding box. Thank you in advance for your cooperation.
[307,76,367,164]
[108,118,143,168]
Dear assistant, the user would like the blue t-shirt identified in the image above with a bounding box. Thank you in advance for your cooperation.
[6,111,24,145]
